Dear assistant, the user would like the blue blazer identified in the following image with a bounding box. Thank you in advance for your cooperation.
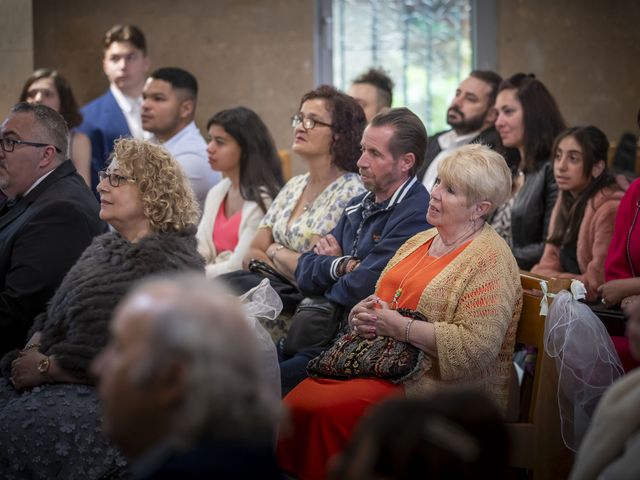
[78,89,131,190]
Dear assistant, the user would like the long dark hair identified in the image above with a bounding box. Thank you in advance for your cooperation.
[498,73,566,173]
[548,126,619,247]
[19,68,83,129]
[299,85,366,172]
[207,107,284,213]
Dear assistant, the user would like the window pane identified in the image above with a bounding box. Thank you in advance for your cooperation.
[333,0,472,134]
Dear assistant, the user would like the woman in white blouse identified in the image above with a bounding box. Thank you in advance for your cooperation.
[196,107,284,277]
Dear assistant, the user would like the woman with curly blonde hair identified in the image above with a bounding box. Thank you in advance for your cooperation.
[0,137,204,478]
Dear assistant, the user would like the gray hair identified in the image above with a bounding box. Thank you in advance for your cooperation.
[128,273,281,448]
[11,102,69,161]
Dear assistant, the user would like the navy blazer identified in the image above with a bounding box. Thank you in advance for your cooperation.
[78,89,131,190]
[0,161,105,356]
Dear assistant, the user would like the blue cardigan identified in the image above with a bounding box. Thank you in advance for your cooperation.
[295,176,430,308]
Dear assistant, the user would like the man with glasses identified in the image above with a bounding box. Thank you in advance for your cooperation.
[0,102,104,356]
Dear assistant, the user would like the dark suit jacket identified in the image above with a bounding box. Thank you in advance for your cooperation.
[417,126,517,181]
[0,161,105,356]
[78,89,131,190]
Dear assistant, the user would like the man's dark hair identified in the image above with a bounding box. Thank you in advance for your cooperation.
[103,24,147,54]
[352,68,394,109]
[469,70,502,106]
[149,67,198,100]
[11,102,69,160]
[370,107,428,176]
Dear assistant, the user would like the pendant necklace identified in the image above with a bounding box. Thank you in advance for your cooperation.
[390,227,481,309]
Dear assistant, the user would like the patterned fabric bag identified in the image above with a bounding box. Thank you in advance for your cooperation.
[306,309,432,383]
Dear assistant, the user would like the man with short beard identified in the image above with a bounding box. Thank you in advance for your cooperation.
[418,70,505,193]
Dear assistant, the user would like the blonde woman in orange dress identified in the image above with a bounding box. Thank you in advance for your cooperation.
[277,144,522,480]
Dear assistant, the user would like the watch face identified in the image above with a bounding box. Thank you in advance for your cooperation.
[37,357,50,374]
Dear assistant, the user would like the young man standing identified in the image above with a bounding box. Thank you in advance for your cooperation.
[79,24,151,190]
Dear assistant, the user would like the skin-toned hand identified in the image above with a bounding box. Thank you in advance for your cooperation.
[598,279,637,307]
[10,349,47,391]
[622,295,640,312]
[313,234,343,256]
[367,298,406,339]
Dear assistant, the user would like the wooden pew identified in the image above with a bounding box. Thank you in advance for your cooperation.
[506,272,574,479]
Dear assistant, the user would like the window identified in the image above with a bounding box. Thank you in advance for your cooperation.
[317,0,490,134]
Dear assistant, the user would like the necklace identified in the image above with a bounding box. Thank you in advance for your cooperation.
[390,227,481,309]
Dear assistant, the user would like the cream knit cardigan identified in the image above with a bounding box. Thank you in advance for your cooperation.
[379,224,522,414]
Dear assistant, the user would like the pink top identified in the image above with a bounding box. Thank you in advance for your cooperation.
[213,198,242,254]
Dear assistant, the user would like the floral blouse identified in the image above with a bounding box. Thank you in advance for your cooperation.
[260,172,365,253]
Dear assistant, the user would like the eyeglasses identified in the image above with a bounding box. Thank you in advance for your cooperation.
[0,137,62,153]
[291,114,333,130]
[98,170,137,187]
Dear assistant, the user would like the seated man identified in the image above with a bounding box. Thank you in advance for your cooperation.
[280,107,430,395]
[79,24,151,190]
[92,273,282,480]
[142,67,220,208]
[0,102,104,356]
[348,67,394,123]
[418,70,507,193]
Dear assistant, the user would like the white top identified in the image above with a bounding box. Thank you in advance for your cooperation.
[109,85,150,140]
[158,121,221,209]
[196,177,272,278]
[421,129,482,193]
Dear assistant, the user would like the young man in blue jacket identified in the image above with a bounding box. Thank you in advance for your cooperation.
[281,107,431,395]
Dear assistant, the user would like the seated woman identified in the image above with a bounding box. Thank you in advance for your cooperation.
[231,85,366,313]
[531,126,625,301]
[197,106,284,277]
[277,144,521,480]
[0,138,204,478]
[494,73,566,269]
[20,68,92,185]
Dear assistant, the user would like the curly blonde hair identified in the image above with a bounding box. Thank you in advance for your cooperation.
[109,138,200,232]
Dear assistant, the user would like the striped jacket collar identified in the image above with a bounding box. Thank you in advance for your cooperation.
[345,176,418,215]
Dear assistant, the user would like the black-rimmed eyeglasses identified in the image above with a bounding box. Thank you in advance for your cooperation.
[291,114,333,130]
[98,170,137,187]
[0,137,62,154]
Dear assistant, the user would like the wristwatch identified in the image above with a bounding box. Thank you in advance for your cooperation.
[37,356,50,377]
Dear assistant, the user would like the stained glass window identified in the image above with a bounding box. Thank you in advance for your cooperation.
[331,0,472,134]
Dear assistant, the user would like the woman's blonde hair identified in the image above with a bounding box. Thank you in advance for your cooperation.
[110,138,200,232]
[437,144,512,218]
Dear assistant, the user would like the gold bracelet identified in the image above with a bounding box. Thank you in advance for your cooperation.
[22,343,40,352]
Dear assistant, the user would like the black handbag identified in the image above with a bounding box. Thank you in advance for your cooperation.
[281,296,345,357]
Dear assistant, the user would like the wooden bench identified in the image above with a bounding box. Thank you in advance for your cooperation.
[506,272,574,479]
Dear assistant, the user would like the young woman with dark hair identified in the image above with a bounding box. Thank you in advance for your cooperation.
[532,126,625,300]
[196,106,284,277]
[19,68,92,185]
[495,73,566,269]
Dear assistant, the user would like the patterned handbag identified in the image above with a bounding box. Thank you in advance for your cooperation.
[306,309,432,383]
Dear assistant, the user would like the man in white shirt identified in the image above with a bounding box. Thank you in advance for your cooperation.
[142,67,220,208]
[79,24,151,190]
[418,70,506,193]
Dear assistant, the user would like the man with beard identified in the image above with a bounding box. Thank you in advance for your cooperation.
[418,70,504,193]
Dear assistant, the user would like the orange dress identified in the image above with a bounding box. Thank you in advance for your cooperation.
[277,237,471,480]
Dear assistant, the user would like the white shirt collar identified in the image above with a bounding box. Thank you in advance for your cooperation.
[437,129,483,150]
[23,168,56,197]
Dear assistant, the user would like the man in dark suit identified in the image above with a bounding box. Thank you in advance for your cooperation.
[0,102,104,356]
[78,24,151,190]
[418,70,509,192]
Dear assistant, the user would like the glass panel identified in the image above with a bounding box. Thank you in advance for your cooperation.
[333,0,472,134]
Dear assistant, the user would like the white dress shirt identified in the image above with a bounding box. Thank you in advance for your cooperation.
[110,85,150,140]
